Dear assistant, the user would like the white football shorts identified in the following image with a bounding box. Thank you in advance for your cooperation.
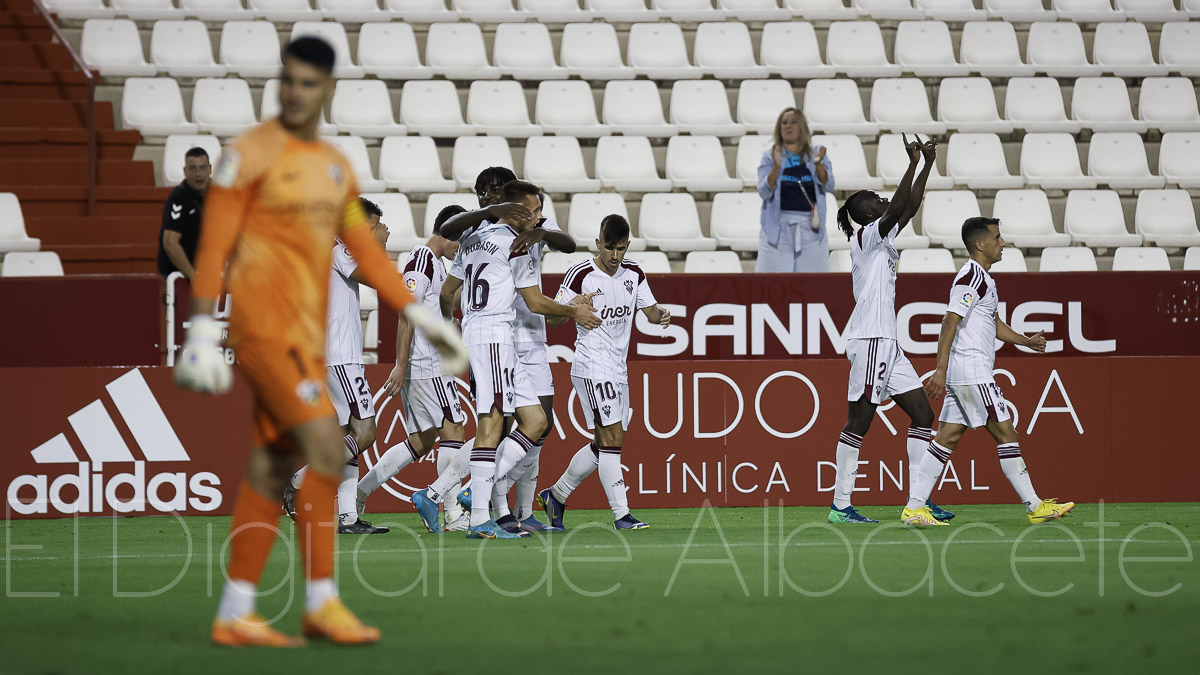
[401,375,466,434]
[572,376,629,431]
[940,381,1012,429]
[515,340,554,408]
[468,342,517,415]
[327,363,376,425]
[845,337,923,405]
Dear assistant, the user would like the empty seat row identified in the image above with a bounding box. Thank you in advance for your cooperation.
[81,17,1200,82]
[831,245,1191,274]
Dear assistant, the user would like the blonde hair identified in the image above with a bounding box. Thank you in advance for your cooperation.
[772,107,813,160]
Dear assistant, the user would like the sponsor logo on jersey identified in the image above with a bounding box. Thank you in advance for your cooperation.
[600,306,632,320]
[405,277,418,291]
[961,291,974,306]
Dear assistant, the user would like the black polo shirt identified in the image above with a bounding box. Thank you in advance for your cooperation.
[157,180,205,277]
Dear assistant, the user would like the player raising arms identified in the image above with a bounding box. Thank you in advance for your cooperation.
[827,136,950,524]
[903,217,1074,526]
[538,215,671,531]
[174,37,465,647]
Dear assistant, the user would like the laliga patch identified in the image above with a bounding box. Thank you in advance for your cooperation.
[213,149,241,188]
[405,277,418,291]
[960,291,974,307]
[295,378,323,407]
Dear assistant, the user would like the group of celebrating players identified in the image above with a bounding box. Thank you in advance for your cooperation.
[171,36,1073,647]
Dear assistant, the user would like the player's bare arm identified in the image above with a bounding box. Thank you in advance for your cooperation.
[995,313,1047,353]
[896,139,937,228]
[162,230,196,280]
[641,304,672,328]
[384,313,414,398]
[547,291,597,327]
[518,286,601,329]
[439,202,534,241]
[924,311,963,400]
[440,275,463,320]
[510,227,577,256]
[877,134,923,237]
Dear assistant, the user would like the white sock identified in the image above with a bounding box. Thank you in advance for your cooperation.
[337,460,359,522]
[597,446,629,520]
[357,440,419,500]
[427,440,468,503]
[445,484,464,522]
[832,431,863,510]
[290,466,306,490]
[468,446,496,526]
[552,443,599,503]
[495,430,535,484]
[216,579,255,621]
[305,578,337,614]
[513,438,543,520]
[342,434,359,463]
[906,441,951,510]
[906,427,933,495]
[998,442,1040,511]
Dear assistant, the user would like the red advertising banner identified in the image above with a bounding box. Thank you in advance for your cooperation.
[3,358,1196,520]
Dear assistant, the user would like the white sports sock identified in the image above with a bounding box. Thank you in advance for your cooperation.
[832,431,863,510]
[597,446,629,520]
[305,578,337,614]
[495,430,535,484]
[427,440,468,503]
[998,443,1040,511]
[356,440,419,500]
[906,427,933,494]
[216,579,256,621]
[444,484,463,522]
[906,441,952,510]
[468,446,497,526]
[513,438,544,520]
[290,466,307,490]
[337,461,359,521]
[552,443,599,503]
[342,434,359,463]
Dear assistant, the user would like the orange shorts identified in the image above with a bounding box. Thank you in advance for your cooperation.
[234,339,334,448]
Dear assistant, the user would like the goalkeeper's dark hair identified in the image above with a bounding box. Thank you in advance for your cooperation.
[599,214,631,246]
[283,36,335,75]
[433,204,467,236]
[474,166,518,195]
[359,197,382,219]
[962,216,1001,250]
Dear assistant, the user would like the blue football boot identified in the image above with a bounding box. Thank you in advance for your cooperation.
[536,488,566,530]
[466,519,524,540]
[927,500,956,522]
[827,504,879,524]
[457,487,471,511]
[520,514,551,532]
[411,489,440,534]
[614,514,649,530]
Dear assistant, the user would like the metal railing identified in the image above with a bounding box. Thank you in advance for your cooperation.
[31,0,97,217]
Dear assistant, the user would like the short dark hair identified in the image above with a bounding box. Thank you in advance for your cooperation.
[500,180,542,204]
[433,204,467,236]
[962,216,1001,250]
[474,167,518,195]
[599,214,630,246]
[283,36,336,75]
[184,147,209,161]
[360,197,382,219]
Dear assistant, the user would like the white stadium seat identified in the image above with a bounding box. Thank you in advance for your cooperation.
[937,77,1013,134]
[670,80,746,137]
[922,190,980,249]
[423,193,480,237]
[322,136,385,192]
[467,81,542,137]
[1087,132,1165,190]
[1138,78,1200,132]
[602,80,677,137]
[894,21,968,78]
[383,0,459,23]
[781,0,858,20]
[803,79,878,136]
[1111,247,1171,271]
[914,0,986,21]
[898,248,956,273]
[828,249,852,272]
[0,193,40,253]
[737,80,796,135]
[869,78,947,136]
[1,252,62,277]
[425,22,499,81]
[984,0,1055,21]
[288,22,364,78]
[665,135,743,193]
[586,0,661,22]
[181,0,250,21]
[112,0,180,20]
[1092,22,1167,77]
[162,136,221,187]
[452,0,523,22]
[150,20,226,78]
[121,78,197,135]
[524,136,602,193]
[991,189,1071,248]
[400,80,474,138]
[946,133,1023,189]
[1004,77,1081,133]
[1063,190,1142,248]
[567,193,646,251]
[451,136,514,189]
[493,23,567,81]
[357,22,432,80]
[693,21,768,80]
[853,0,925,20]
[1071,77,1146,133]
[360,193,423,253]
[536,81,611,138]
[1026,22,1098,78]
[260,79,337,133]
[988,247,1027,273]
[875,134,953,189]
[709,192,760,251]
[519,0,595,23]
[717,0,790,21]
[1052,0,1125,22]
[685,251,743,273]
[1184,247,1200,271]
[1039,247,1098,272]
[318,0,389,22]
[1019,133,1098,190]
[1115,0,1182,21]
[736,134,771,183]
[191,78,256,137]
[653,0,726,21]
[42,1,114,20]
[595,136,674,192]
[627,22,699,80]
[1159,133,1200,189]
[379,136,455,193]
[639,193,717,251]
[249,0,318,21]
[811,134,882,190]
[543,251,596,274]
[758,22,834,79]
[891,219,931,250]
[958,21,1032,78]
[1159,22,1200,77]
[332,79,405,137]
[219,21,281,79]
[81,19,157,77]
[825,22,901,79]
[560,22,635,81]
[1135,189,1200,247]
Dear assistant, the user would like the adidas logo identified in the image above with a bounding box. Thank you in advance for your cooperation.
[6,369,222,516]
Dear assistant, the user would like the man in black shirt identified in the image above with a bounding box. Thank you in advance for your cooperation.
[157,146,211,280]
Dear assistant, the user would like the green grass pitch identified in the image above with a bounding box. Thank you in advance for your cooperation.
[3,503,1198,673]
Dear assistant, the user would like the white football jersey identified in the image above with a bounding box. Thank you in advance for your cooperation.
[514,217,564,345]
[326,241,362,367]
[402,245,448,379]
[556,259,657,384]
[844,219,900,340]
[945,259,999,385]
[455,224,539,346]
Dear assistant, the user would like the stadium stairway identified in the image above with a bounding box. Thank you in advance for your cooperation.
[0,0,165,273]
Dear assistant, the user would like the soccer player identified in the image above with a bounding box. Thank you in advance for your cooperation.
[537,214,672,530]
[282,197,392,535]
[453,180,599,539]
[903,217,1075,526]
[828,136,950,524]
[357,204,471,533]
[175,37,466,647]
